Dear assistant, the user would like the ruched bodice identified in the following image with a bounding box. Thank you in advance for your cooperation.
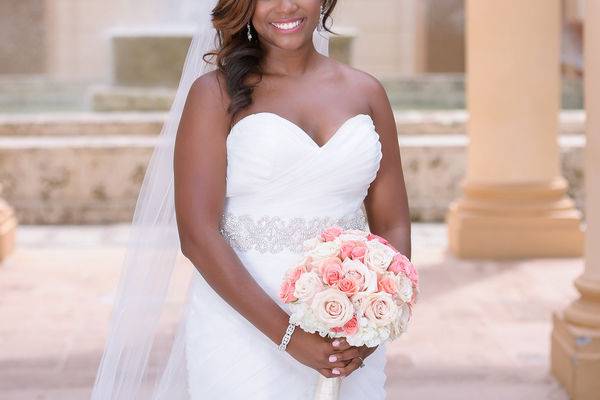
[223,112,382,217]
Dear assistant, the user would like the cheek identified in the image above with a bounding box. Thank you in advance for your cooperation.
[252,2,273,28]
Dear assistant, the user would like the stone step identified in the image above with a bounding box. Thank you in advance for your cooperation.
[0,130,585,224]
[0,110,586,136]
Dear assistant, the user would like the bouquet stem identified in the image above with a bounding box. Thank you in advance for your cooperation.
[314,375,341,400]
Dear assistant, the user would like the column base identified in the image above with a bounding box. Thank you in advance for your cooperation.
[551,312,600,400]
[446,177,583,259]
[0,198,17,263]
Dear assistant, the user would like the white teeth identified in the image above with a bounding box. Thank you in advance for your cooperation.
[271,19,302,30]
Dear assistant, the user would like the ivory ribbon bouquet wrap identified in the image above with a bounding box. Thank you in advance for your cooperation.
[279,226,419,400]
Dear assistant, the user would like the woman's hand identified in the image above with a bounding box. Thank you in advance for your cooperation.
[326,337,378,378]
[285,329,356,378]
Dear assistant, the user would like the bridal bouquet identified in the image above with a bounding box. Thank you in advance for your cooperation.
[278,226,419,399]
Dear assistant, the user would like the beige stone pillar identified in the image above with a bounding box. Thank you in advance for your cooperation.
[447,0,583,258]
[551,1,600,398]
[0,183,17,263]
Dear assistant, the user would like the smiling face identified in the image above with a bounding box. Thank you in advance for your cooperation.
[251,0,322,50]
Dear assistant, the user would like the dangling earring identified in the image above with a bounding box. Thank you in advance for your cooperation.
[247,21,253,42]
[317,4,324,32]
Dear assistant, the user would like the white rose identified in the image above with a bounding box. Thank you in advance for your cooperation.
[351,292,370,317]
[365,270,378,293]
[307,240,341,261]
[303,237,320,252]
[343,229,370,237]
[311,288,354,329]
[338,233,368,243]
[395,274,413,303]
[364,240,396,273]
[391,302,411,337]
[364,292,398,327]
[377,326,391,342]
[293,272,323,302]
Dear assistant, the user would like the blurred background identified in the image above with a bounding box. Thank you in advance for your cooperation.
[0,0,598,399]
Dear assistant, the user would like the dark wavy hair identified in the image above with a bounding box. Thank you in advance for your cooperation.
[203,0,338,119]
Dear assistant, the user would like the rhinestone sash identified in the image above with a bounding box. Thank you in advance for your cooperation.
[219,209,368,254]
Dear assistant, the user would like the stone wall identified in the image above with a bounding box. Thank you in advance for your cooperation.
[0,111,587,224]
[0,0,47,74]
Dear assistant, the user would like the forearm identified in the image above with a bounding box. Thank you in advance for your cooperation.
[181,230,290,345]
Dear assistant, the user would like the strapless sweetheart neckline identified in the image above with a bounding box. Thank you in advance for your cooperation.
[228,112,374,150]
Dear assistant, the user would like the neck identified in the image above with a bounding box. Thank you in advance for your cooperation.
[260,39,321,77]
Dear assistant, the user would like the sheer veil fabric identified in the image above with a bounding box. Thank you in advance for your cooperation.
[90,2,331,399]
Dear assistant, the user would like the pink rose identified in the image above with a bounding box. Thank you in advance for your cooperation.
[287,263,309,284]
[350,243,367,261]
[388,253,419,286]
[339,243,355,260]
[389,253,418,285]
[339,241,367,262]
[318,257,343,286]
[337,277,359,297]
[405,263,418,286]
[367,233,390,245]
[279,279,297,303]
[377,275,398,295]
[343,316,359,336]
[320,226,344,242]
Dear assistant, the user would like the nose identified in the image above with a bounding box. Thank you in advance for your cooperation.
[278,0,300,14]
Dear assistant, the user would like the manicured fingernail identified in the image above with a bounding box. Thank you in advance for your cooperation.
[332,368,340,375]
[332,340,340,347]
[329,355,337,362]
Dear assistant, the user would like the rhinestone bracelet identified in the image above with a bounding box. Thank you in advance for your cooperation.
[278,323,297,351]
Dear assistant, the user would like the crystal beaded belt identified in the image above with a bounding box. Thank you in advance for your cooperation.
[219,209,368,254]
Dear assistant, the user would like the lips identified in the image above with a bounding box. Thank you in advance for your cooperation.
[270,17,305,32]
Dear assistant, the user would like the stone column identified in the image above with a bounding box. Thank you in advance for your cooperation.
[0,183,17,263]
[447,0,583,258]
[551,1,600,398]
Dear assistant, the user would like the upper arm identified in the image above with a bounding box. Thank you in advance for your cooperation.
[360,73,410,232]
[174,71,231,252]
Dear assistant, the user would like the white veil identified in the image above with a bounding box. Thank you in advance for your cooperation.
[90,1,330,399]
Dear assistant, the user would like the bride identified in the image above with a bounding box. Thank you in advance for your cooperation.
[91,0,410,399]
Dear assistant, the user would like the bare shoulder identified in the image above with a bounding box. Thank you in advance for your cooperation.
[180,70,232,137]
[187,70,230,116]
[327,60,397,141]
[330,61,390,111]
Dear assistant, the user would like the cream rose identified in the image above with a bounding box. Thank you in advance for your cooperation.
[395,274,413,303]
[303,237,320,252]
[364,292,398,327]
[341,258,370,291]
[293,271,323,302]
[338,233,368,243]
[391,302,411,337]
[351,292,369,317]
[311,288,354,329]
[364,270,378,293]
[307,240,341,261]
[364,240,396,273]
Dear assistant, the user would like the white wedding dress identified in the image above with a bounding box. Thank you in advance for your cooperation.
[183,112,387,399]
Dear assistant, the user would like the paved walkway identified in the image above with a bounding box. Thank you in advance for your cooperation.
[0,224,579,399]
